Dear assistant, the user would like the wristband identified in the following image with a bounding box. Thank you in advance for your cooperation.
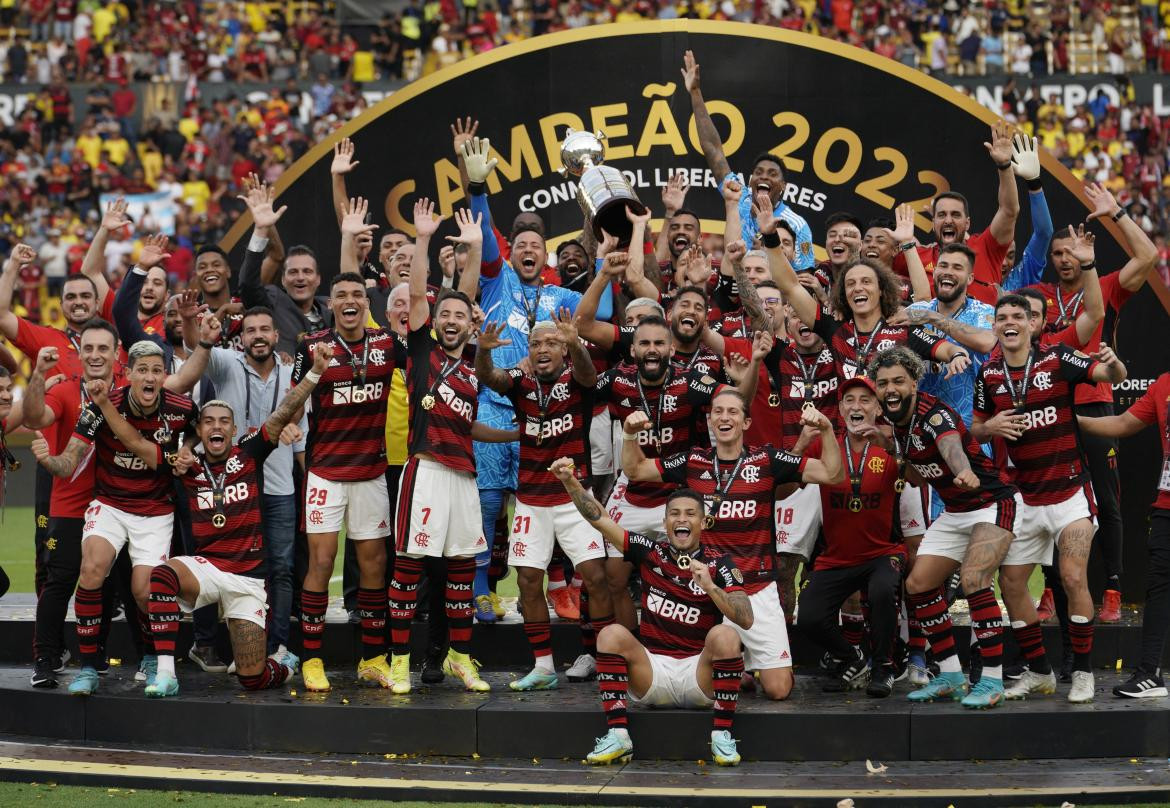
[131,265,146,276]
[899,241,916,253]
[1111,208,1127,222]
[247,232,270,253]
[621,431,640,442]
[952,351,969,361]
[760,230,781,249]
[198,340,214,350]
[994,160,1012,170]
[1079,261,1096,271]
[304,370,322,384]
[467,180,487,196]
[1026,177,1043,191]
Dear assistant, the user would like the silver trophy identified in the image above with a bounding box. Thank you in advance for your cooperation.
[559,128,645,243]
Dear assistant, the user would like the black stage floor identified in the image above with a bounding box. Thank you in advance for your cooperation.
[0,735,1167,807]
[2,663,1169,764]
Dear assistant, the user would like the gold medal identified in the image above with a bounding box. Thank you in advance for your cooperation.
[801,400,815,413]
[8,458,19,471]
[768,393,780,407]
[894,478,906,493]
[165,452,178,467]
[704,514,715,529]
[677,554,692,568]
[421,394,436,410]
[212,513,227,529]
[848,497,863,513]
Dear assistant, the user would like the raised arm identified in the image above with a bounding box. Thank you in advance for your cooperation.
[330,138,360,229]
[1062,224,1105,346]
[620,411,665,482]
[409,197,440,332]
[682,50,730,184]
[892,203,931,303]
[553,308,597,387]
[165,309,220,394]
[339,196,376,278]
[236,177,289,291]
[0,244,35,339]
[462,136,500,271]
[1002,139,1052,291]
[264,342,332,438]
[80,197,130,306]
[985,121,1021,249]
[721,176,743,249]
[753,193,817,325]
[447,208,485,300]
[114,234,172,353]
[473,322,514,395]
[550,456,626,548]
[573,252,628,350]
[22,347,64,429]
[656,172,688,265]
[31,431,90,478]
[624,207,660,301]
[726,240,772,334]
[1084,182,1157,291]
[796,408,844,485]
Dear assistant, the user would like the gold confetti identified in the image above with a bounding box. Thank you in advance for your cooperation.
[384,754,397,759]
[866,759,888,774]
[1117,659,1123,671]
[532,757,540,764]
[108,658,122,666]
[289,689,297,696]
[471,753,481,760]
[341,698,349,705]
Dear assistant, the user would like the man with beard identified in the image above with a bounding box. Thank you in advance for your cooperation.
[1026,182,1156,622]
[460,139,610,621]
[79,198,166,338]
[239,184,333,357]
[683,51,814,269]
[385,202,518,694]
[475,317,614,691]
[552,466,752,767]
[82,343,329,696]
[555,239,591,293]
[33,339,205,696]
[24,322,119,688]
[293,272,399,693]
[871,346,1022,709]
[596,316,723,629]
[892,126,1027,305]
[623,388,843,700]
[797,377,925,698]
[972,295,1128,703]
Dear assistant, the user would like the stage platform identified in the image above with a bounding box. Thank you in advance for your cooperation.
[1,662,1169,764]
[1,734,1169,807]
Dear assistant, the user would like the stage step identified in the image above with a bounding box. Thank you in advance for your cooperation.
[1,665,1167,762]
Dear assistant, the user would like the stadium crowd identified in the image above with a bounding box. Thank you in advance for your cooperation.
[0,9,1168,767]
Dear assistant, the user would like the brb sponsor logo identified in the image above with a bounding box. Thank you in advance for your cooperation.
[1020,406,1058,430]
[114,451,148,470]
[526,413,575,441]
[196,482,250,510]
[912,462,944,479]
[333,381,385,405]
[707,499,758,520]
[645,592,701,624]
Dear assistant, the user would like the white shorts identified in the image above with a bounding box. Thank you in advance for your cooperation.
[508,499,606,569]
[590,410,613,476]
[725,581,793,671]
[396,457,486,558]
[899,483,928,537]
[171,555,268,628]
[604,474,666,557]
[1009,489,1097,567]
[918,494,1021,564]
[774,484,821,559]
[82,500,172,569]
[305,471,390,540]
[630,651,713,708]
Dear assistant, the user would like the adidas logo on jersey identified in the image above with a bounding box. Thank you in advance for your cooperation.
[780,650,791,660]
[587,541,600,551]
[526,391,538,400]
[620,398,632,407]
[995,384,1006,394]
[378,520,388,530]
[699,471,712,480]
[906,518,921,528]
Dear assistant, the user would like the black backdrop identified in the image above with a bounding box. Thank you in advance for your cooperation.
[222,21,1170,599]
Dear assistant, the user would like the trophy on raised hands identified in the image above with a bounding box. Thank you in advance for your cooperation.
[559,128,645,244]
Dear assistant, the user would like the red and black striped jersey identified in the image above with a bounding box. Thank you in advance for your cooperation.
[293,327,396,482]
[658,445,804,593]
[74,385,197,516]
[622,530,744,659]
[896,392,1015,512]
[974,345,1099,506]
[816,437,906,570]
[178,428,276,578]
[671,345,723,379]
[504,364,594,506]
[597,365,717,507]
[398,324,479,475]
[717,310,750,338]
[818,310,945,381]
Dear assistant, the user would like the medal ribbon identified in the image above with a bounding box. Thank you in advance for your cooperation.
[852,319,885,376]
[1002,349,1036,409]
[199,456,229,527]
[635,366,672,449]
[844,438,871,511]
[333,331,370,386]
[706,450,748,527]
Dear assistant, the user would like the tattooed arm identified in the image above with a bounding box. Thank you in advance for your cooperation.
[550,456,626,549]
[892,306,997,354]
[474,322,514,394]
[31,434,90,478]
[937,432,980,490]
[263,343,333,440]
[693,559,754,630]
[730,251,773,335]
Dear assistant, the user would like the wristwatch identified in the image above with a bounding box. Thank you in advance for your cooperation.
[1111,208,1127,222]
[899,242,917,253]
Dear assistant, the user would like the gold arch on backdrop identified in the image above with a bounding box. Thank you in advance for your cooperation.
[217,19,1166,308]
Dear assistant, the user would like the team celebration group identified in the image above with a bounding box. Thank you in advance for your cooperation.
[2,52,1170,768]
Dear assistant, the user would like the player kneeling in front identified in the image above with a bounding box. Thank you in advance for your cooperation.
[84,342,334,696]
[550,458,752,767]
